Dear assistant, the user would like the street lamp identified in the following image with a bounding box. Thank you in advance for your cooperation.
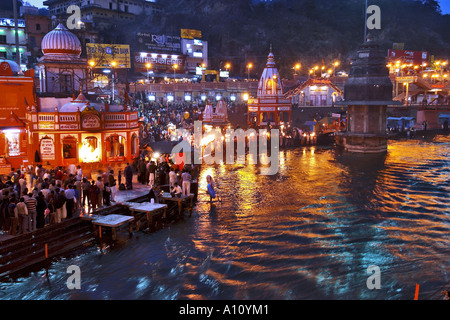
[173,63,178,81]
[111,60,117,102]
[293,63,301,78]
[247,63,253,81]
[333,61,340,76]
[88,60,95,86]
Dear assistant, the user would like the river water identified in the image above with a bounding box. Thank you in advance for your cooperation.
[1,135,449,300]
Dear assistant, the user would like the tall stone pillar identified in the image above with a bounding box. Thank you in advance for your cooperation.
[336,39,401,153]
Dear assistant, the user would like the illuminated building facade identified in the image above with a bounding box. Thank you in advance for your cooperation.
[0,23,140,173]
[28,92,140,168]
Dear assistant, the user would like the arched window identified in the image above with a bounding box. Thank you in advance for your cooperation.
[62,136,77,159]
[106,134,125,158]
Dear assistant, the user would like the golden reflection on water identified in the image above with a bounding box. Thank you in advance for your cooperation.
[191,136,450,299]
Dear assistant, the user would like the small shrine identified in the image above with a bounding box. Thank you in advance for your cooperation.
[247,48,292,128]
[202,100,230,127]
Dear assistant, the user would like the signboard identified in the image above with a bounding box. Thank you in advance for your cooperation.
[137,33,181,53]
[388,49,429,65]
[0,18,25,28]
[40,138,55,160]
[87,44,131,68]
[104,122,127,129]
[81,114,101,130]
[0,164,11,175]
[393,43,405,50]
[396,76,417,83]
[181,29,202,39]
[134,52,185,72]
[60,124,79,130]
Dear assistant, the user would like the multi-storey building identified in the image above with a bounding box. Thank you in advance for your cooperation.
[0,16,28,70]
[44,0,163,29]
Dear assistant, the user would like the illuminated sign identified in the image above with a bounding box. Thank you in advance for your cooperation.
[137,32,181,53]
[0,18,25,28]
[87,44,131,68]
[134,52,185,71]
[388,49,429,65]
[181,29,202,39]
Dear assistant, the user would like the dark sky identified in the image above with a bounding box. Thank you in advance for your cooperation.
[18,0,450,14]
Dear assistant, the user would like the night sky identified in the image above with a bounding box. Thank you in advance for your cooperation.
[23,0,450,14]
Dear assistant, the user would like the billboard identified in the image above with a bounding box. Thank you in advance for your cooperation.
[87,44,131,68]
[388,49,429,65]
[134,52,185,72]
[181,29,202,39]
[136,32,181,53]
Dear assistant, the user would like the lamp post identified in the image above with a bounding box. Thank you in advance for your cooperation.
[333,61,340,77]
[247,63,253,81]
[293,63,301,78]
[86,60,95,90]
[173,63,178,81]
[111,61,116,102]
[225,63,231,78]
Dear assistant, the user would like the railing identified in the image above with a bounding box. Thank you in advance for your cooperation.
[105,114,126,121]
[59,115,77,122]
[38,114,55,122]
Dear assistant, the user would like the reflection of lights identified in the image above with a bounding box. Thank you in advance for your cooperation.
[201,134,216,146]
[201,95,207,101]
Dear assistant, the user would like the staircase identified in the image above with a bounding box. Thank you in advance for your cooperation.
[0,217,95,279]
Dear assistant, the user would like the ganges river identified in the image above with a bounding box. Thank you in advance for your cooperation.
[1,135,449,300]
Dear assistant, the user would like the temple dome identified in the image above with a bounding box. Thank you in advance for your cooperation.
[41,23,82,57]
[257,49,283,98]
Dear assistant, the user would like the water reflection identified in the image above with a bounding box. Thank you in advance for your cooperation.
[0,136,449,300]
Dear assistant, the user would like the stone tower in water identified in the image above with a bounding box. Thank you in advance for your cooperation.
[336,37,400,153]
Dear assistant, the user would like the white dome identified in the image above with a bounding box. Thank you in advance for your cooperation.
[257,50,283,98]
[41,23,82,57]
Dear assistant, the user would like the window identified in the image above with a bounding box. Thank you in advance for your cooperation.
[61,74,72,93]
[125,5,128,12]
[0,35,6,44]
[62,136,77,159]
[4,130,21,157]
[109,3,113,9]
[36,23,41,31]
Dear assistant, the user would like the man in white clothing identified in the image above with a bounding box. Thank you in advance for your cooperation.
[181,170,191,197]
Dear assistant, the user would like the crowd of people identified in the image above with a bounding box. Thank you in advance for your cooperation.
[138,101,245,143]
[0,164,122,236]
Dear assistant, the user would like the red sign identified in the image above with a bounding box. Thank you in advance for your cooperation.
[388,50,429,65]
[134,52,186,72]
